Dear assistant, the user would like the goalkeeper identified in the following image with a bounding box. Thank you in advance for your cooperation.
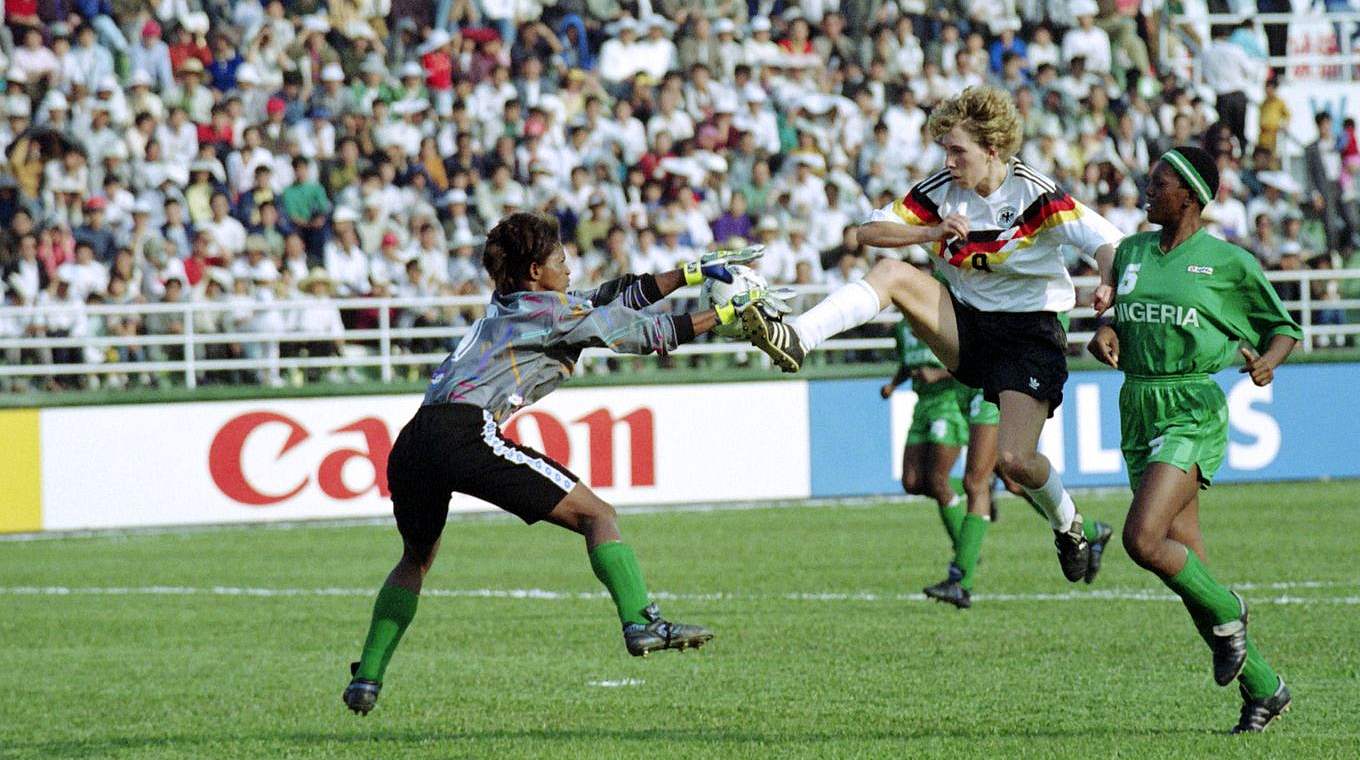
[343,212,777,715]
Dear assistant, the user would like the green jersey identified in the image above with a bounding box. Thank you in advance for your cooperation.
[1110,229,1302,377]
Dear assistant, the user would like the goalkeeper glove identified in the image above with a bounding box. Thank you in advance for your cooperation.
[682,244,766,285]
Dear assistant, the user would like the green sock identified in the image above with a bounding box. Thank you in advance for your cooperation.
[938,497,964,551]
[354,584,420,682]
[1160,549,1241,624]
[1239,637,1281,699]
[589,541,651,626]
[1181,598,1216,648]
[955,513,989,591]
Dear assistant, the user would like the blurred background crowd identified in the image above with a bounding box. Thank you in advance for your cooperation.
[2,0,1359,390]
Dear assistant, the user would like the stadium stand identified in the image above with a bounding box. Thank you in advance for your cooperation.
[2,0,1360,392]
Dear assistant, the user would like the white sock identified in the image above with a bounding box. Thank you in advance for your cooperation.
[1023,468,1077,532]
[946,494,961,508]
[790,279,883,351]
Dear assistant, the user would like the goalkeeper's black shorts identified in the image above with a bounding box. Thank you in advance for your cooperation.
[387,403,578,557]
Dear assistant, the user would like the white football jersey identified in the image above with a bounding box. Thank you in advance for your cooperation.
[867,160,1122,312]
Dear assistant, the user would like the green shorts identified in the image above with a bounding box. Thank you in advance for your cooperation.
[907,381,969,447]
[960,387,1000,427]
[1119,375,1228,491]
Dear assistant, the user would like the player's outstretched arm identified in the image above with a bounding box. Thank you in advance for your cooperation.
[551,289,785,356]
[858,216,967,248]
[588,246,766,307]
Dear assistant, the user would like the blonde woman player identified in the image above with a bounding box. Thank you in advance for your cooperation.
[742,86,1124,581]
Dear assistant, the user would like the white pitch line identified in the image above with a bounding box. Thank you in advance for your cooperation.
[0,492,1139,543]
[1,583,1358,605]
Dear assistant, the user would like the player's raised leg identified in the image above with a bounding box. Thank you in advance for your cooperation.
[995,390,1093,581]
[741,258,962,374]
[545,484,713,657]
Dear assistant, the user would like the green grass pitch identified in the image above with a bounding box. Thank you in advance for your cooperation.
[2,481,1357,759]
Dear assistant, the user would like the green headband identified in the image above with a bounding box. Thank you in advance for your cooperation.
[1162,150,1214,206]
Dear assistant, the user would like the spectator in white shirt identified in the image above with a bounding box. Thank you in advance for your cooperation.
[809,184,852,255]
[1026,25,1060,70]
[1062,0,1112,75]
[647,90,696,145]
[743,17,782,70]
[637,16,679,82]
[610,98,649,165]
[156,107,200,172]
[753,216,795,283]
[10,28,61,86]
[1201,23,1266,149]
[204,193,248,257]
[1106,183,1148,236]
[598,19,647,88]
[289,267,346,382]
[786,222,823,283]
[325,209,372,297]
[58,243,110,302]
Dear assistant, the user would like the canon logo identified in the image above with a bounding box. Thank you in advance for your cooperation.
[207,407,656,507]
[503,408,655,488]
[208,412,392,506]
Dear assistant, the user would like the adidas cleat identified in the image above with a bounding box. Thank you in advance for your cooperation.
[624,603,714,657]
[1210,592,1249,686]
[739,303,804,373]
[923,577,971,609]
[1054,514,1091,582]
[1083,520,1114,584]
[1232,678,1291,734]
[343,662,381,716]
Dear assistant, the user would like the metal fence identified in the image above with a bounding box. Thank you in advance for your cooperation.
[3,270,1360,391]
[1164,11,1360,84]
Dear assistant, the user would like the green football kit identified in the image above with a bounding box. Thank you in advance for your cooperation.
[1111,226,1300,706]
[1111,229,1301,489]
[895,320,971,448]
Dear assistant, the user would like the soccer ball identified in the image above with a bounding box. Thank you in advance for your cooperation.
[700,264,767,339]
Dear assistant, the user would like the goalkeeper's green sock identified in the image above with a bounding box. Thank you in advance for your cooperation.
[589,541,651,626]
[354,584,419,682]
[955,513,988,591]
[938,495,964,551]
[1160,549,1242,624]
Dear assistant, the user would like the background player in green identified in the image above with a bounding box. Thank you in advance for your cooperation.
[885,317,1114,608]
[1089,147,1300,733]
[881,317,970,584]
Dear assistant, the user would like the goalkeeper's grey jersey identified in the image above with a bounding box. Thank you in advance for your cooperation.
[422,275,681,423]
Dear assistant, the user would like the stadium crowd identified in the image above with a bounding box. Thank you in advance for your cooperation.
[1,0,1358,390]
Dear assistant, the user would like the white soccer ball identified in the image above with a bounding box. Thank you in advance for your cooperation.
[699,264,768,339]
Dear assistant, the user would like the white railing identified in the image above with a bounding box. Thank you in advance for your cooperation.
[3,271,1360,389]
[1164,11,1360,83]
